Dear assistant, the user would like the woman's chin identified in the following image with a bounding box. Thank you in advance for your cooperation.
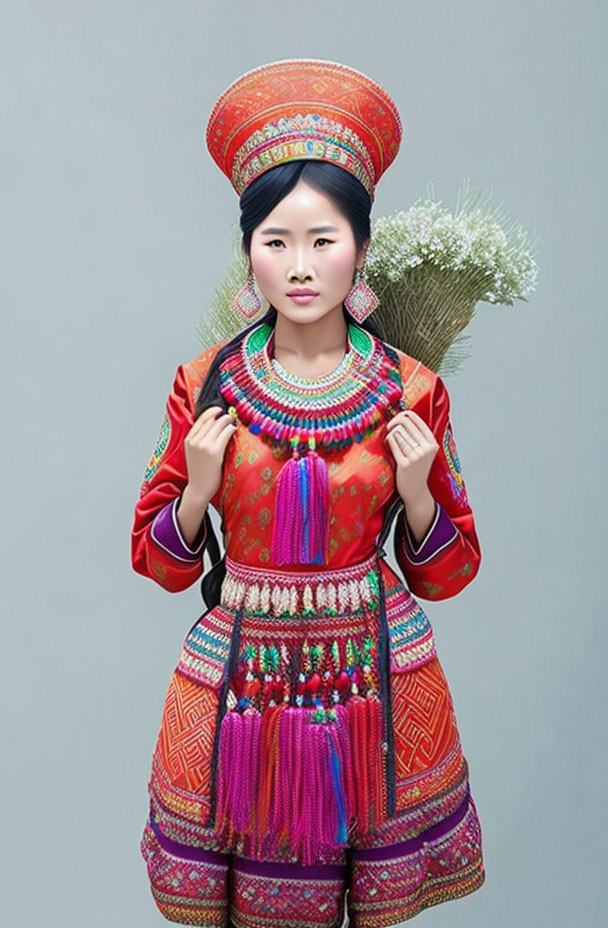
[274,301,347,324]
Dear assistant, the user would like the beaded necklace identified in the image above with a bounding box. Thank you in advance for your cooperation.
[219,320,403,566]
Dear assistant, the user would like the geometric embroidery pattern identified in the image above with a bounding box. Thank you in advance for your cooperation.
[384,585,437,672]
[391,657,462,808]
[442,423,470,507]
[177,607,233,691]
[158,670,219,796]
[143,410,171,484]
[139,821,230,925]
[232,864,346,928]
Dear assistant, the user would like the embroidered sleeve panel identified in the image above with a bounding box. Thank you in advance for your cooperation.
[393,357,482,601]
[130,340,227,592]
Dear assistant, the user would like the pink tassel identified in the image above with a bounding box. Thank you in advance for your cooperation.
[303,448,330,563]
[320,712,353,846]
[214,707,262,838]
[271,440,330,565]
[275,707,300,836]
[214,709,235,834]
[257,707,352,865]
[214,703,360,864]
[295,723,337,864]
[335,704,356,826]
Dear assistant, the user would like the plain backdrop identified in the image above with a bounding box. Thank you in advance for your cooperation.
[1,1,605,926]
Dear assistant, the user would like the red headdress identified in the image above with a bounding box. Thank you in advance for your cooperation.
[205,57,403,203]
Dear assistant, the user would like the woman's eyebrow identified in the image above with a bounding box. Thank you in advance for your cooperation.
[259,225,340,235]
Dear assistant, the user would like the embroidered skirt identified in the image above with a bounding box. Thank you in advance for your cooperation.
[139,552,485,927]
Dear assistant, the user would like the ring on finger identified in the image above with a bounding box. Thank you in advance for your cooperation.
[395,429,420,451]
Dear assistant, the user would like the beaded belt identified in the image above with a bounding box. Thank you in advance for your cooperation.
[220,551,382,617]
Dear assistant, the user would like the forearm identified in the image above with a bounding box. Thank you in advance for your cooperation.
[402,488,436,547]
[176,484,212,548]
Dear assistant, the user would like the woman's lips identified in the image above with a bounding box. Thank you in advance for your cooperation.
[288,293,319,304]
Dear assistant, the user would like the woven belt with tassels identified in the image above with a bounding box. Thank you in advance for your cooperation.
[206,529,402,831]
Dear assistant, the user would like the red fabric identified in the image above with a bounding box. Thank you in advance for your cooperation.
[130,341,230,593]
[393,371,481,600]
[205,59,402,201]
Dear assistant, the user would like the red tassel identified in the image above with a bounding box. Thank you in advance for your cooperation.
[367,693,385,828]
[347,693,385,832]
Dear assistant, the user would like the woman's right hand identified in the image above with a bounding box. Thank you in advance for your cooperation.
[183,405,237,503]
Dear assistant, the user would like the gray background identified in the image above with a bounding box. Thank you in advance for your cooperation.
[2,1,604,925]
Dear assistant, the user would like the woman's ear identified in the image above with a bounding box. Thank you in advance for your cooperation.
[357,237,371,268]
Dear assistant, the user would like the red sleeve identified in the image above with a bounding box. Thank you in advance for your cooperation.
[130,352,218,593]
[393,374,482,601]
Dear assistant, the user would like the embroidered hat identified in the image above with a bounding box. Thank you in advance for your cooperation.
[205,57,403,203]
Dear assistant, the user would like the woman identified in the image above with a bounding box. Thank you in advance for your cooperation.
[132,59,485,928]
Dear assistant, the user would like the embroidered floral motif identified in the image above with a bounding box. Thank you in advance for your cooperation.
[448,562,473,580]
[421,580,444,597]
[442,424,469,507]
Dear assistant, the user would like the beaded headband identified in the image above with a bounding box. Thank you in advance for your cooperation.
[205,58,403,203]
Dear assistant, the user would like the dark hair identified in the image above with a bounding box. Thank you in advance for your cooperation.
[195,159,387,607]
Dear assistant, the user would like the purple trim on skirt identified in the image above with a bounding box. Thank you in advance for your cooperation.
[149,815,227,865]
[232,855,348,880]
[149,786,471,870]
[149,815,346,877]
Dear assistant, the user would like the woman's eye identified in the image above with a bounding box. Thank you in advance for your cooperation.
[265,238,333,249]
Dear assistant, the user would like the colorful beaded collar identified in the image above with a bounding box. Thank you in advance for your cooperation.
[218,320,403,454]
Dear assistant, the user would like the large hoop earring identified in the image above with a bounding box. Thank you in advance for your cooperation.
[343,263,378,322]
[233,265,263,320]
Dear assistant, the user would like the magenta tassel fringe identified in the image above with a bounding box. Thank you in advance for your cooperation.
[271,448,330,565]
[213,703,356,866]
[215,708,262,836]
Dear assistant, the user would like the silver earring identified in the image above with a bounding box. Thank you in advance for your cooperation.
[343,264,378,321]
[233,266,263,320]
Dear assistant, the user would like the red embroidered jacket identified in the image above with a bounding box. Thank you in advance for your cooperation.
[131,340,481,599]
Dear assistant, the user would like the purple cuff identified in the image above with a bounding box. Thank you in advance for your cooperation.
[150,496,207,562]
[401,501,458,564]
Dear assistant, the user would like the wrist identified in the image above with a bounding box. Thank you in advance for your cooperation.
[401,487,435,513]
[181,483,212,511]
[400,489,437,550]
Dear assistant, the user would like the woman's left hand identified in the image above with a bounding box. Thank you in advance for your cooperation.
[385,409,439,506]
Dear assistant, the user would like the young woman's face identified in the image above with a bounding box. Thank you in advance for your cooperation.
[248,178,368,325]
